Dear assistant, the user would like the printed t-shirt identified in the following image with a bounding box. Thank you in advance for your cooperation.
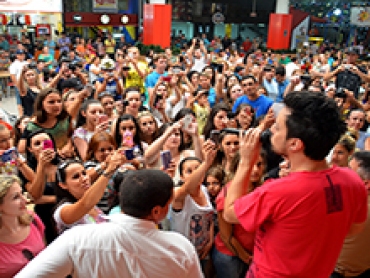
[234,166,367,278]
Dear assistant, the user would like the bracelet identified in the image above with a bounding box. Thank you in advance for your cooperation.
[102,170,115,179]
[94,164,103,175]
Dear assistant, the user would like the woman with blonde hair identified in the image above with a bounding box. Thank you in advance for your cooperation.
[0,175,45,278]
[18,66,43,116]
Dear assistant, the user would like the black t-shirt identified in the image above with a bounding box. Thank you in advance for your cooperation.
[334,64,367,98]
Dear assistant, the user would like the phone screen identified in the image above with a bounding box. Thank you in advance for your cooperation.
[161,151,172,170]
[210,130,220,144]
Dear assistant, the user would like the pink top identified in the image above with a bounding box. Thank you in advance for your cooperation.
[214,183,255,256]
[0,213,45,278]
[235,166,368,278]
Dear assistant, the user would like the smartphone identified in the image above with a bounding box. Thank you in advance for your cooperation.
[161,150,172,170]
[173,67,181,74]
[42,140,54,150]
[162,76,171,82]
[128,52,134,59]
[183,114,193,131]
[271,103,284,117]
[210,130,220,144]
[217,63,224,73]
[122,66,131,71]
[1,147,18,163]
[124,148,135,160]
[99,114,109,124]
[122,130,134,147]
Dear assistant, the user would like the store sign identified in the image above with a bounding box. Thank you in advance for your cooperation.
[0,0,62,13]
[351,7,370,27]
[93,0,118,13]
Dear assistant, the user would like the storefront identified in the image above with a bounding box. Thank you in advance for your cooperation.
[64,0,139,43]
[0,0,63,40]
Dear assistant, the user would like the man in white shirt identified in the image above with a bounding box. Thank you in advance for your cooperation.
[188,38,208,73]
[9,49,28,116]
[16,170,203,278]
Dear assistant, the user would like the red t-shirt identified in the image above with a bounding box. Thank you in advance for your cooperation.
[215,183,255,256]
[0,213,45,278]
[234,166,368,278]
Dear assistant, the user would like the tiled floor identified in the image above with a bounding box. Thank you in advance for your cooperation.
[0,94,18,116]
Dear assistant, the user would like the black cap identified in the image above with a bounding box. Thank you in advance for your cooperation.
[60,78,84,91]
[16,49,25,54]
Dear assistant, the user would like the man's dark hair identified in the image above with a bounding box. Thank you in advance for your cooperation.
[119,170,174,218]
[284,91,346,160]
[352,151,370,180]
[275,66,286,76]
[241,75,257,83]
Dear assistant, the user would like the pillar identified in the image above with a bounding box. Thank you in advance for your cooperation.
[267,0,292,50]
[143,1,172,48]
[275,0,289,14]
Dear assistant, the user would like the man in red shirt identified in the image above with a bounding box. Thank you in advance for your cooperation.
[224,91,368,278]
[242,37,252,53]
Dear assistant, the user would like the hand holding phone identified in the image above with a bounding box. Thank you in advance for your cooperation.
[161,150,172,170]
[99,114,109,124]
[162,76,172,82]
[210,130,220,144]
[124,148,135,160]
[122,130,134,147]
[42,140,54,150]
[1,147,18,163]
[182,114,193,131]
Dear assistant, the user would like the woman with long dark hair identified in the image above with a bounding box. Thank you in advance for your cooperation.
[18,88,85,158]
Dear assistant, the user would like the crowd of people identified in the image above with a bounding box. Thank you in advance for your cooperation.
[0,30,369,278]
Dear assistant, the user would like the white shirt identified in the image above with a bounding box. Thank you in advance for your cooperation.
[16,214,203,278]
[9,60,28,81]
[285,62,299,78]
[191,56,207,73]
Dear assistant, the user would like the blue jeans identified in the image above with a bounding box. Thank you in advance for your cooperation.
[15,87,21,105]
[212,247,249,278]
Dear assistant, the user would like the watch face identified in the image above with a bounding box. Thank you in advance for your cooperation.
[100,14,110,24]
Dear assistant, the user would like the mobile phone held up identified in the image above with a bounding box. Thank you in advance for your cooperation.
[124,148,135,160]
[1,147,18,163]
[162,76,171,82]
[122,130,134,147]
[161,150,172,170]
[183,114,193,131]
[210,130,220,144]
[42,140,54,150]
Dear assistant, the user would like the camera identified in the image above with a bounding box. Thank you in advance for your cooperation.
[335,87,347,99]
[68,63,77,71]
[28,62,37,69]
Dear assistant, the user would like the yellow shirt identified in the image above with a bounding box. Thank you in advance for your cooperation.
[104,39,116,54]
[125,61,148,94]
[193,103,209,134]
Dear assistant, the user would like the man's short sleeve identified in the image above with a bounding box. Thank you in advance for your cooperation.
[234,185,273,233]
